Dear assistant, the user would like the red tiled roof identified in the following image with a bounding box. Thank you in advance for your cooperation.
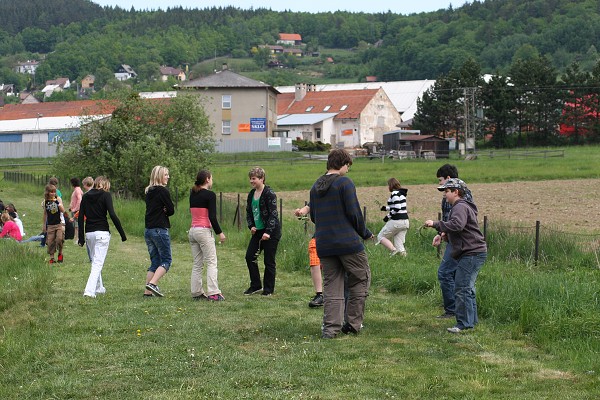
[278,89,379,119]
[0,100,117,121]
[279,33,302,41]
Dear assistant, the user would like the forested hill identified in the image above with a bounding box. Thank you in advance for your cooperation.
[0,0,599,88]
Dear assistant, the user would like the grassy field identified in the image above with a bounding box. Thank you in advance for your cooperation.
[1,144,600,399]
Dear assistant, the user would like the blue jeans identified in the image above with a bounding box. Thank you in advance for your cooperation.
[438,243,457,314]
[454,252,487,329]
[144,228,172,272]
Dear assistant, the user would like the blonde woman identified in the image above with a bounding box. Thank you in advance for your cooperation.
[143,166,175,297]
[78,176,127,298]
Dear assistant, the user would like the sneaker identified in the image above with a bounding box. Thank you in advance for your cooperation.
[208,293,225,301]
[261,291,272,296]
[57,254,63,263]
[308,293,324,308]
[447,326,464,334]
[243,287,262,295]
[143,293,153,297]
[436,312,455,319]
[145,283,164,297]
[192,294,208,301]
[341,322,359,335]
[390,249,399,256]
[321,333,335,339]
[49,258,55,264]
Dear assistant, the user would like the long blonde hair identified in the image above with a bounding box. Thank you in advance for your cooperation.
[145,165,169,194]
[94,176,111,191]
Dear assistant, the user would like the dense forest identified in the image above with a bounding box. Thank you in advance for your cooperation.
[1,0,600,146]
[1,0,599,88]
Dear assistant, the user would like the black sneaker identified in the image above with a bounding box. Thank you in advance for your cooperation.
[436,312,455,319]
[341,322,359,334]
[243,287,262,295]
[308,293,324,308]
[261,291,272,296]
[145,283,164,297]
[192,294,208,301]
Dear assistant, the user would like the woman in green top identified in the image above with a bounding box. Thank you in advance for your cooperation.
[244,167,281,296]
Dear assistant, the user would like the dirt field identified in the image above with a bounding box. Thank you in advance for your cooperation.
[278,178,600,234]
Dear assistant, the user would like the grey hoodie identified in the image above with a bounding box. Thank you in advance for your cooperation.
[433,198,486,259]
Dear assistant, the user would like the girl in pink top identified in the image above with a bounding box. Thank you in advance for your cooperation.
[0,212,22,241]
[69,177,84,242]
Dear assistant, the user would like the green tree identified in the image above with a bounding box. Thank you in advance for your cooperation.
[481,74,517,148]
[54,92,215,198]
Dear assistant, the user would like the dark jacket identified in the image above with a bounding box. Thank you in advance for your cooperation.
[145,185,175,229]
[245,185,281,240]
[434,198,486,259]
[78,189,126,245]
[309,174,372,258]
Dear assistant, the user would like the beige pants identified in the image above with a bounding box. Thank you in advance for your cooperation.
[189,227,221,297]
[46,224,64,257]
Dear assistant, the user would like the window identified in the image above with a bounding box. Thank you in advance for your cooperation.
[340,105,348,110]
[222,95,231,109]
[305,106,314,112]
[222,120,231,135]
[323,105,331,111]
[315,128,321,139]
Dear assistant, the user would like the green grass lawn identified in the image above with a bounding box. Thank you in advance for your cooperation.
[1,175,599,398]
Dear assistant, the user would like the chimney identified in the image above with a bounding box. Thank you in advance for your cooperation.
[307,83,317,92]
[295,83,307,101]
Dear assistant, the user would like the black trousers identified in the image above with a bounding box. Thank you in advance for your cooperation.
[245,229,279,293]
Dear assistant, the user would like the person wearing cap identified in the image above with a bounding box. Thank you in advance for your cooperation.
[424,178,487,333]
[433,164,474,319]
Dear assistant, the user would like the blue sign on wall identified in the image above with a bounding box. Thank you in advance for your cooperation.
[250,118,267,132]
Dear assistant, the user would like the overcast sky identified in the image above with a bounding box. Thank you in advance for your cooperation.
[92,0,471,14]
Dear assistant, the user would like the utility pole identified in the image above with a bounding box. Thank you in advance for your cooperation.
[463,87,477,155]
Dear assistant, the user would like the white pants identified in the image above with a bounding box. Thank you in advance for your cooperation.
[377,219,409,253]
[83,231,111,297]
[189,227,221,296]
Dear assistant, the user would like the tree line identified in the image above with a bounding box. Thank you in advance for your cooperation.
[413,57,600,147]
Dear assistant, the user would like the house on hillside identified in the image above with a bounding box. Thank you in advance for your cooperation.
[175,65,280,149]
[276,83,401,148]
[42,77,71,98]
[19,92,39,104]
[277,33,302,46]
[114,64,137,81]
[0,100,116,158]
[0,84,16,97]
[14,60,40,75]
[81,75,95,89]
[159,66,186,82]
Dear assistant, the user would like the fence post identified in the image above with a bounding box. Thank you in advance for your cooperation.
[437,212,442,258]
[219,192,223,223]
[304,200,308,235]
[237,193,242,231]
[534,220,540,266]
[483,215,488,241]
[280,198,283,230]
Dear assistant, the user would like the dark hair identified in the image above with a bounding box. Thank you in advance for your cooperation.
[446,187,466,198]
[387,177,401,191]
[48,177,59,186]
[70,177,80,187]
[327,149,353,170]
[436,164,459,179]
[192,169,211,192]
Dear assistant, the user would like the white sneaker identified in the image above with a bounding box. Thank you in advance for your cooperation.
[447,326,463,334]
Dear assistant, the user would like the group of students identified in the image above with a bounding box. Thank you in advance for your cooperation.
[0,201,25,241]
[4,156,487,336]
[292,151,487,337]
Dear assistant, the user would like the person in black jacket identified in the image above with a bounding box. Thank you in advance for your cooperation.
[244,167,281,296]
[143,166,175,298]
[78,176,127,298]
